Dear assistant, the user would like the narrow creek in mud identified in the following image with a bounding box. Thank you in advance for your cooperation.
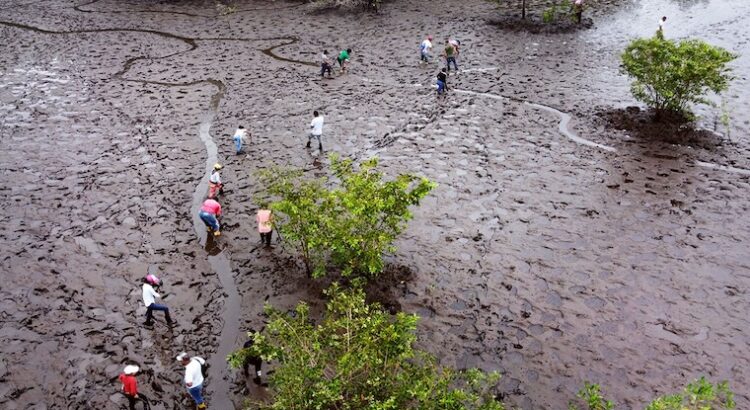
[1,0,750,409]
[191,118,241,410]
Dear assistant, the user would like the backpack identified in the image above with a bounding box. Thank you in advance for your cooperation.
[192,357,208,378]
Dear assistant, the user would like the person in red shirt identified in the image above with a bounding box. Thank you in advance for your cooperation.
[119,365,148,410]
[199,198,222,237]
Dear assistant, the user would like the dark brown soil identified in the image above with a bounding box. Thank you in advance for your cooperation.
[1,0,749,409]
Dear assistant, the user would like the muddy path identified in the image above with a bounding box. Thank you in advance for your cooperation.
[1,0,749,409]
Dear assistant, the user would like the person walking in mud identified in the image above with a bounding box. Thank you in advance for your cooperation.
[573,0,585,24]
[142,274,173,327]
[306,110,324,152]
[321,50,333,78]
[208,163,223,199]
[199,197,222,237]
[242,331,263,385]
[443,39,458,72]
[657,16,667,38]
[256,206,273,247]
[177,352,207,410]
[119,365,151,410]
[420,35,433,63]
[337,48,352,73]
[233,125,247,155]
[436,68,448,96]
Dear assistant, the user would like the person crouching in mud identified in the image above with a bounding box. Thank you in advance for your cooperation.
[199,198,222,237]
[208,163,223,199]
[337,48,352,73]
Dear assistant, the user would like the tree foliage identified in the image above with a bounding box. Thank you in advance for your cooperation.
[257,155,435,279]
[621,36,737,118]
[229,284,503,410]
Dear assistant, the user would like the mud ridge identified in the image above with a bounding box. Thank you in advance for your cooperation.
[73,0,304,18]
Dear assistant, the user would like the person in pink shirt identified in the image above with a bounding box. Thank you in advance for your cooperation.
[256,206,273,246]
[199,198,222,237]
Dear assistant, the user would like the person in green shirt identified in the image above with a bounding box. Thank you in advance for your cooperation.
[337,48,352,73]
[444,40,458,72]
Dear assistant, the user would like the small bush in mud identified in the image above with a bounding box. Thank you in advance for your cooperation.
[228,284,504,410]
[568,378,735,410]
[621,36,737,120]
[257,155,435,278]
[306,0,382,12]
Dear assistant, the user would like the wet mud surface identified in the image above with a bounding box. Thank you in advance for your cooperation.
[1,0,749,409]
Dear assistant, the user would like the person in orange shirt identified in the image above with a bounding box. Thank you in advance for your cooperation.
[256,206,273,247]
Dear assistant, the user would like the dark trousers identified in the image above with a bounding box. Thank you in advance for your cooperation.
[260,231,272,246]
[125,393,151,410]
[243,356,263,383]
[145,303,172,324]
[321,63,332,77]
[446,57,458,71]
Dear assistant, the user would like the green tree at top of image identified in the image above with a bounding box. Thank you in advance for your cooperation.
[228,283,505,410]
[257,154,435,279]
[621,36,737,120]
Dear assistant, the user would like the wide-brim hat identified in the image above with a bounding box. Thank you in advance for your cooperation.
[176,352,189,362]
[123,365,140,375]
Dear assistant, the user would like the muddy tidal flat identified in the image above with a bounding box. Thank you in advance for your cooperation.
[1,0,749,409]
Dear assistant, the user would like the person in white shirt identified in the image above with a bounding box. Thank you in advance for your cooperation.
[233,125,248,155]
[320,50,333,78]
[420,35,433,63]
[141,274,172,327]
[208,163,223,199]
[177,352,207,409]
[307,110,325,152]
[657,16,667,38]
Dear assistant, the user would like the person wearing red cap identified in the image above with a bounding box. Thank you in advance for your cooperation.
[420,35,433,63]
[119,365,151,410]
[142,275,173,327]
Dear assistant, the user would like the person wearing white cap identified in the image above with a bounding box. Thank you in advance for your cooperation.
[119,364,150,410]
[177,352,207,409]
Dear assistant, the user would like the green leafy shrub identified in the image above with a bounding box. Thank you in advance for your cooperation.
[621,36,737,118]
[257,155,435,279]
[569,383,614,410]
[228,284,504,410]
[645,377,735,410]
[569,378,735,410]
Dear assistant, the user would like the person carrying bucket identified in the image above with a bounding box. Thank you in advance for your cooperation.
[208,163,223,199]
[199,198,222,237]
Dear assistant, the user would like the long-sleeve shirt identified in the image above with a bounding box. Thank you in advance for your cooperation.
[184,357,206,387]
[142,283,160,307]
[200,199,222,216]
[209,171,221,185]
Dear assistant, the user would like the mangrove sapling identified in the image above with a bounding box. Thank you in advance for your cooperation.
[257,155,435,279]
[621,36,737,120]
[228,284,505,410]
